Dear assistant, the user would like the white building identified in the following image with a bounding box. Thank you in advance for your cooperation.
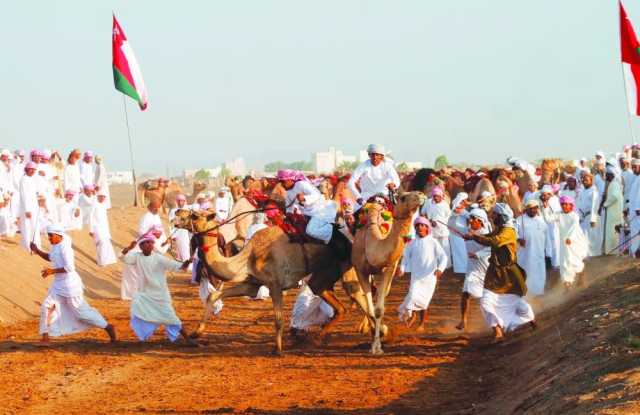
[107,171,134,185]
[312,147,359,173]
[224,158,246,176]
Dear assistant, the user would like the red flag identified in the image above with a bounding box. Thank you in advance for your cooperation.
[621,1,640,116]
[112,14,148,110]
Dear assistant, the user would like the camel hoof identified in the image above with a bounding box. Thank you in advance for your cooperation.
[370,347,384,355]
[271,348,284,357]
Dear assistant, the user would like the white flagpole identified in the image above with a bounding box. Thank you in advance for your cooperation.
[122,96,139,207]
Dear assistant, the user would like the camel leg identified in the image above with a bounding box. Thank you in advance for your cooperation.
[342,277,373,335]
[271,286,285,355]
[191,281,261,338]
[354,269,378,337]
[318,290,347,338]
[371,268,394,355]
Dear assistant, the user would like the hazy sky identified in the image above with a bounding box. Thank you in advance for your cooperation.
[1,1,639,175]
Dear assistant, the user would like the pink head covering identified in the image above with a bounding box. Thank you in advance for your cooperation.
[83,184,95,191]
[138,232,157,244]
[431,187,444,197]
[624,144,632,151]
[276,169,306,182]
[64,190,76,196]
[24,161,37,170]
[176,194,187,202]
[84,151,93,158]
[414,216,431,228]
[41,149,51,160]
[559,195,575,206]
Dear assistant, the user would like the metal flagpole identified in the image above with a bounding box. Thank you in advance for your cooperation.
[122,96,139,207]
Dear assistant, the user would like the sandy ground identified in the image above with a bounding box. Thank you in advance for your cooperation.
[0,185,639,414]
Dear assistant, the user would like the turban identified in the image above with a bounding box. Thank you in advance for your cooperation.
[624,144,632,151]
[469,207,489,224]
[414,216,430,228]
[196,193,206,200]
[431,187,444,197]
[0,149,10,158]
[46,223,65,236]
[41,149,51,160]
[84,151,94,158]
[366,144,386,156]
[606,165,617,175]
[175,194,187,202]
[451,192,469,210]
[150,224,164,234]
[17,150,25,157]
[83,184,95,191]
[24,161,37,170]
[138,232,156,244]
[199,201,212,210]
[525,199,539,209]
[595,151,605,159]
[64,190,76,196]
[559,195,575,205]
[632,159,640,166]
[97,191,108,198]
[277,169,305,182]
[541,184,554,194]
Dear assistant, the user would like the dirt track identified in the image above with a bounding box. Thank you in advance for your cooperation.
[1,255,639,414]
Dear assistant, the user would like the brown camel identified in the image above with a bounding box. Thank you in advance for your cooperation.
[351,191,426,354]
[187,180,208,204]
[540,159,562,184]
[172,210,368,354]
[217,196,258,251]
[137,178,183,212]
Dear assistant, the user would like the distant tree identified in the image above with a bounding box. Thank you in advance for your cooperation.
[396,162,410,173]
[337,160,359,172]
[434,155,449,170]
[264,160,312,172]
[194,169,211,181]
[219,166,232,178]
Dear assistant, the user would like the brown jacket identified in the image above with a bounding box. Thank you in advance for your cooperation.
[472,226,528,296]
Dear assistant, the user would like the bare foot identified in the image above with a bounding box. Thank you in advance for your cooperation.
[455,321,466,331]
[105,324,117,343]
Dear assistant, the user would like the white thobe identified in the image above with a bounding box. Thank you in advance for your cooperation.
[58,200,83,231]
[78,194,95,227]
[39,236,108,336]
[421,199,452,267]
[594,174,606,196]
[285,180,336,242]
[94,164,111,209]
[79,161,94,188]
[622,169,635,208]
[348,159,400,203]
[10,162,24,219]
[290,284,334,331]
[168,208,191,262]
[448,212,468,274]
[628,174,640,255]
[64,163,82,195]
[464,227,491,299]
[90,201,117,266]
[576,185,602,257]
[602,180,624,255]
[540,197,561,268]
[398,235,448,319]
[557,212,589,284]
[516,215,547,296]
[123,251,182,325]
[214,194,233,221]
[19,174,39,251]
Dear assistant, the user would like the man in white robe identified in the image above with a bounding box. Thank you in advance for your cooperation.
[421,187,451,268]
[516,200,547,297]
[168,194,191,263]
[58,190,83,231]
[19,162,39,252]
[600,167,624,255]
[79,151,95,189]
[122,234,194,344]
[89,193,117,266]
[576,171,602,257]
[627,159,640,256]
[94,156,111,209]
[398,216,448,332]
[64,150,82,201]
[556,196,589,291]
[11,150,25,221]
[347,144,400,206]
[290,281,334,337]
[448,192,469,275]
[539,185,561,268]
[559,176,579,201]
[456,208,491,331]
[78,185,96,227]
[31,224,116,343]
[214,186,233,221]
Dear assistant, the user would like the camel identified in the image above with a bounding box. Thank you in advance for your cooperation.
[217,196,259,251]
[540,159,563,185]
[187,180,208,204]
[172,210,367,354]
[351,191,426,354]
[137,178,183,212]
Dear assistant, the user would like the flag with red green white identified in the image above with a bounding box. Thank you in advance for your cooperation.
[112,14,148,111]
[621,1,640,116]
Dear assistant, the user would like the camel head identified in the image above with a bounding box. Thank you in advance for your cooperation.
[172,209,217,233]
[193,181,207,194]
[393,191,426,220]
